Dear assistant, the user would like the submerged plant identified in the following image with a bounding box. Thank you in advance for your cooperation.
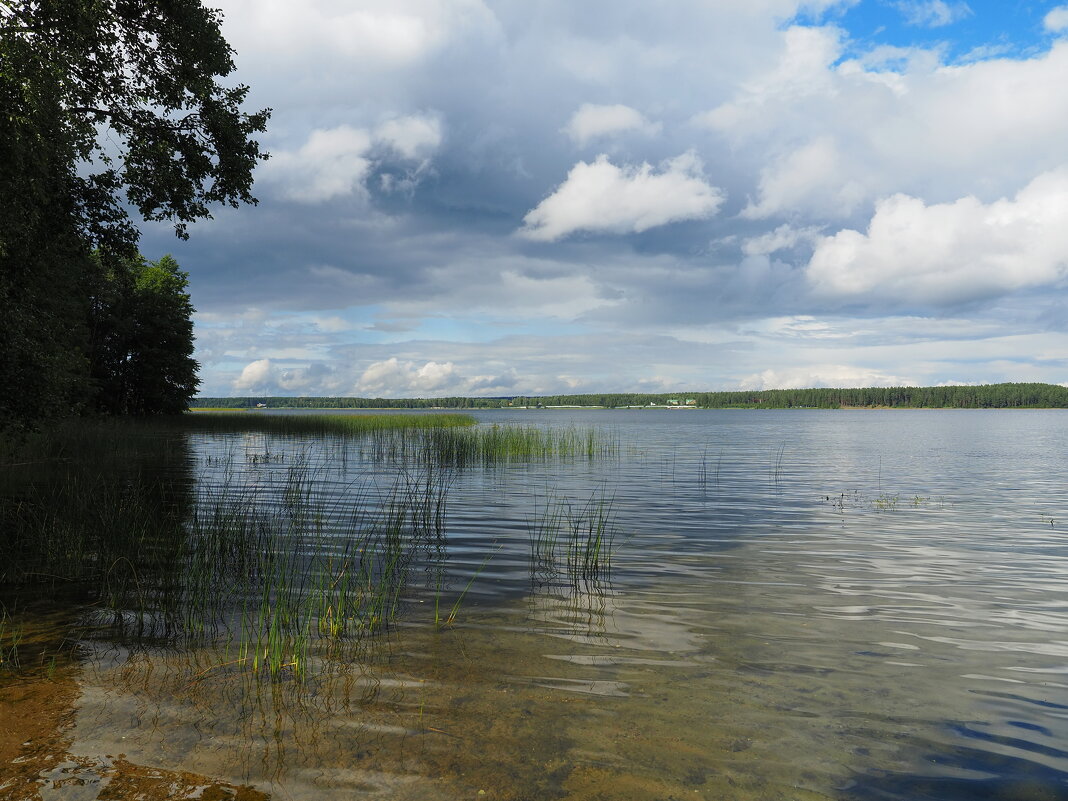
[873,494,899,511]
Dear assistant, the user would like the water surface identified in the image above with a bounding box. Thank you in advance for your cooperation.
[15,410,1068,800]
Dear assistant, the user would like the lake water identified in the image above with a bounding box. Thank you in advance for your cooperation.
[18,410,1068,800]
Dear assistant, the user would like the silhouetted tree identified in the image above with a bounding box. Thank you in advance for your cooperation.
[87,253,199,415]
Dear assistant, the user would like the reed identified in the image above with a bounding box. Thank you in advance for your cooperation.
[177,466,453,679]
[179,416,619,468]
[528,490,618,585]
[1,446,461,681]
[413,423,618,467]
[178,412,477,437]
[434,550,496,628]
[0,414,620,682]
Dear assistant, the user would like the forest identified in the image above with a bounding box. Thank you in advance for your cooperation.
[192,382,1068,410]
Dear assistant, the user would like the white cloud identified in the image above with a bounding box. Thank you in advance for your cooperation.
[1045,6,1068,33]
[174,3,1068,397]
[353,358,518,396]
[357,358,458,394]
[314,315,355,333]
[266,126,374,203]
[234,358,275,391]
[738,366,915,390]
[375,114,443,159]
[741,224,822,256]
[518,152,725,241]
[807,167,1068,303]
[263,114,443,203]
[796,0,857,11]
[701,30,1068,222]
[699,25,842,133]
[742,137,866,219]
[383,267,612,320]
[232,359,339,394]
[563,103,661,146]
[893,1,972,28]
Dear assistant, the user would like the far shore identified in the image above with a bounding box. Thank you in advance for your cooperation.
[188,404,1067,412]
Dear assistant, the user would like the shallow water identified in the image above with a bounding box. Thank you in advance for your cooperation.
[8,409,1068,800]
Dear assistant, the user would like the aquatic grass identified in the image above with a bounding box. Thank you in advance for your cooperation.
[411,423,619,467]
[172,465,457,680]
[0,470,189,600]
[178,412,477,437]
[0,414,619,684]
[770,441,787,484]
[529,495,564,573]
[528,490,618,586]
[566,493,616,581]
[0,416,470,682]
[434,550,497,628]
[0,417,198,599]
[181,415,619,469]
[873,494,899,511]
[823,488,947,514]
[697,447,724,494]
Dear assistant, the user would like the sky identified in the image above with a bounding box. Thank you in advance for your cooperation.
[139,0,1068,397]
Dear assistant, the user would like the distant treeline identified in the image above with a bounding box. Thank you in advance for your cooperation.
[193,396,507,409]
[192,383,1068,410]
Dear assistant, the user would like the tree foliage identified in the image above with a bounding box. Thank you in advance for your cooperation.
[0,0,268,431]
[87,253,199,416]
[1,0,269,247]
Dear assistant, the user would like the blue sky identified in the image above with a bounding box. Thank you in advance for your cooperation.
[812,0,1059,59]
[140,0,1068,396]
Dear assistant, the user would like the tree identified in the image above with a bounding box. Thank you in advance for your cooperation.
[87,252,199,416]
[0,0,269,430]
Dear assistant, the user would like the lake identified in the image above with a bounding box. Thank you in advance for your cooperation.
[5,409,1068,800]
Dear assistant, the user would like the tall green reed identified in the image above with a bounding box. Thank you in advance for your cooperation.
[180,465,454,680]
[181,412,476,437]
[366,423,619,467]
[1,414,623,682]
[528,490,618,586]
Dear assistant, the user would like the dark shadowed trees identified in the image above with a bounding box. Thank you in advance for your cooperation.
[0,0,268,431]
[87,253,199,416]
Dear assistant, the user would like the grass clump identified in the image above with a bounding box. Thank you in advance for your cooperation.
[0,413,621,682]
[0,415,468,682]
[873,494,899,511]
[414,424,618,467]
[166,467,453,680]
[528,490,618,585]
